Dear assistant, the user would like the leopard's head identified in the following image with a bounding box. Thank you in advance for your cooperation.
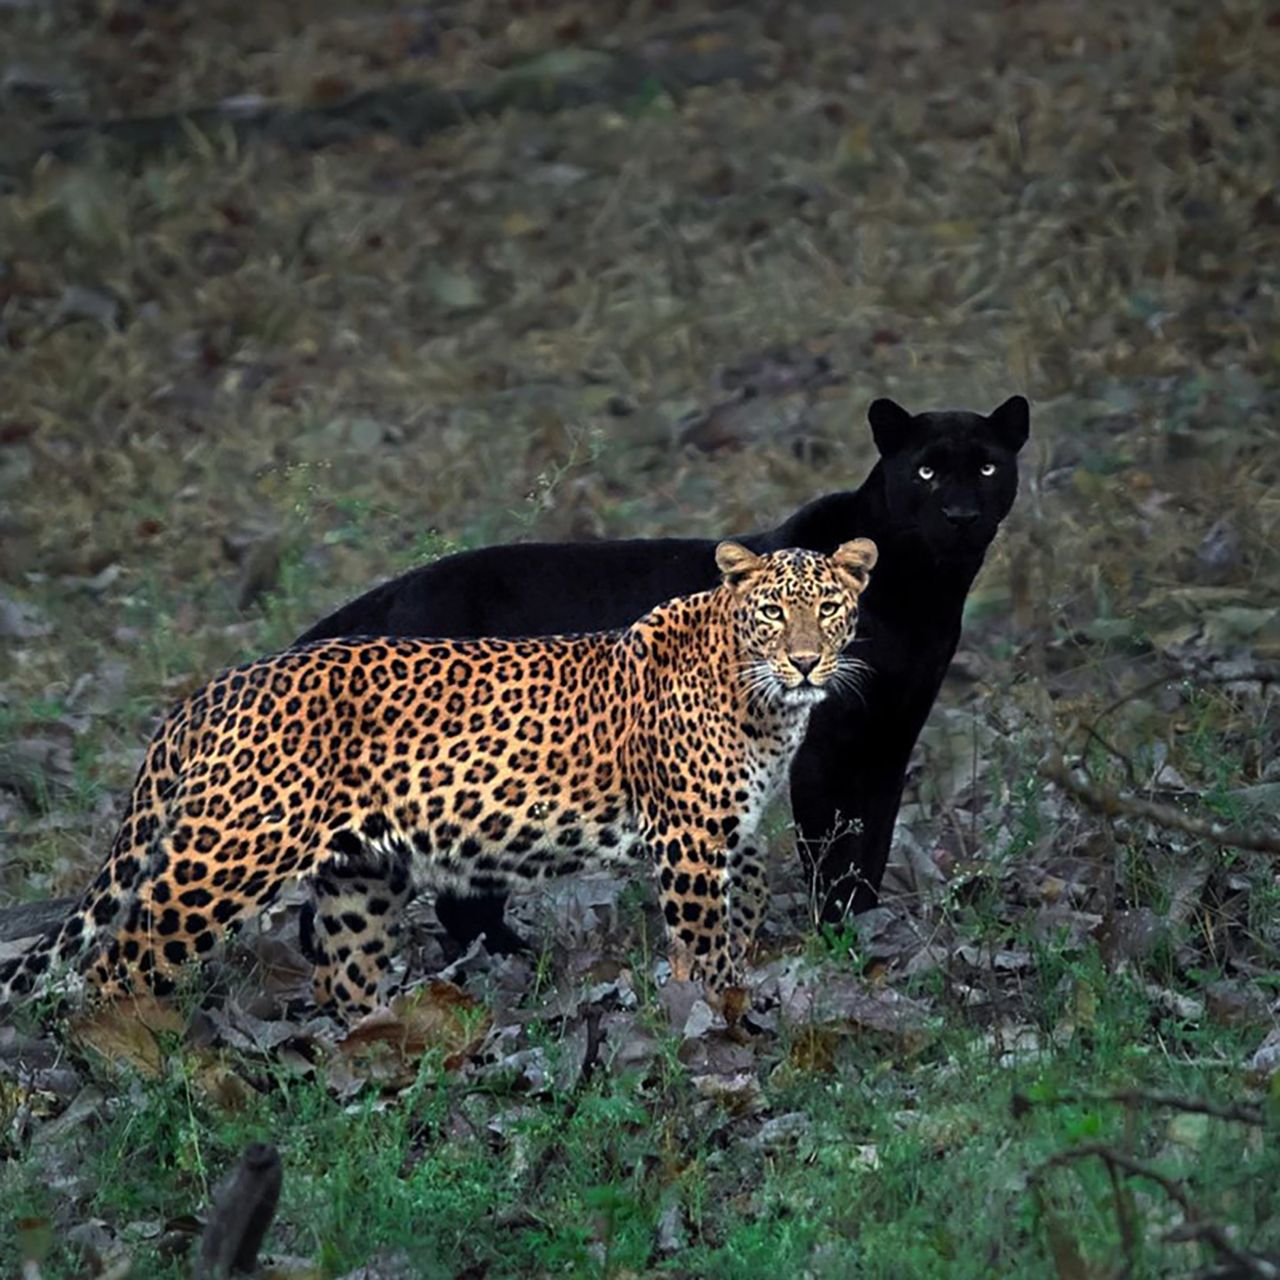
[716,539,878,706]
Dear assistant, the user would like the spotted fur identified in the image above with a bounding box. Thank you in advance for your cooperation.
[0,539,876,1021]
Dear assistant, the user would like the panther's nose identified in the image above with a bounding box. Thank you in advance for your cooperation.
[791,653,820,677]
[943,506,979,527]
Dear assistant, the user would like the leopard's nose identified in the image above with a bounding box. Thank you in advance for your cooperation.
[791,653,820,676]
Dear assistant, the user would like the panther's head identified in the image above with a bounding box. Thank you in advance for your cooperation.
[716,540,878,707]
[869,395,1030,563]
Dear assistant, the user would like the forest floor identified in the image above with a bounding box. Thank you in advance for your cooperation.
[1,0,1279,1275]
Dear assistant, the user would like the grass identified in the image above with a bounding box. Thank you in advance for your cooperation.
[4,945,1277,1278]
[2,0,1279,1274]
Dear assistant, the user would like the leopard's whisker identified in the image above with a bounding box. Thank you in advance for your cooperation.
[825,663,870,709]
[837,655,874,677]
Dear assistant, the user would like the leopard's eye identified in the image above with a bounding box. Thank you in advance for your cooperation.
[979,462,997,478]
[917,465,935,481]
[759,603,784,622]
[818,600,841,619]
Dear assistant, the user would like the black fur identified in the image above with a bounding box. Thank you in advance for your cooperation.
[299,396,1029,951]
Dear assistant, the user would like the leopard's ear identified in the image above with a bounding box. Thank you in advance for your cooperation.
[867,398,915,457]
[988,394,1030,452]
[832,538,878,590]
[715,541,764,587]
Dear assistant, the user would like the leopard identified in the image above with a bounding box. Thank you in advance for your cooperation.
[0,538,877,1023]
[298,394,1030,953]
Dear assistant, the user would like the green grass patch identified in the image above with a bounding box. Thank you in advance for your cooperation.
[3,947,1276,1278]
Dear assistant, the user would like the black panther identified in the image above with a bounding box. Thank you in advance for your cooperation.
[298,395,1030,953]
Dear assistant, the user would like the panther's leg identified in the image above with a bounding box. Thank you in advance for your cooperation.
[306,848,412,1021]
[727,842,768,966]
[650,821,738,996]
[435,889,530,957]
[790,695,911,921]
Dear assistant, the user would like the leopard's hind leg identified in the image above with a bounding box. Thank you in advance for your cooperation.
[304,837,413,1021]
[86,776,327,1002]
[88,826,300,1001]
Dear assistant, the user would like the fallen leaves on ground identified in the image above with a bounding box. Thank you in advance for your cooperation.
[331,980,491,1090]
[68,995,187,1078]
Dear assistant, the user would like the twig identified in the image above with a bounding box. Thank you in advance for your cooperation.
[1068,665,1280,800]
[1031,1143,1278,1279]
[1079,721,1141,789]
[579,1006,605,1086]
[1041,753,1280,857]
[1085,667,1280,739]
[194,1143,282,1279]
[1065,664,1280,820]
[1103,1153,1139,1271]
[0,897,76,945]
[1013,1088,1266,1128]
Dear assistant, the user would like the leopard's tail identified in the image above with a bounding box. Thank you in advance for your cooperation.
[0,905,94,1010]
[0,709,187,1014]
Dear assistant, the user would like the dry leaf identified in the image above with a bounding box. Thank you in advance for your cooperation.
[194,1062,256,1112]
[336,981,490,1082]
[69,997,186,1077]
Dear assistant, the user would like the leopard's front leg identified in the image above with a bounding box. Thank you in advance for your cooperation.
[727,842,768,966]
[649,820,740,999]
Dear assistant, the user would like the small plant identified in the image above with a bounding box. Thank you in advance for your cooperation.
[811,919,862,968]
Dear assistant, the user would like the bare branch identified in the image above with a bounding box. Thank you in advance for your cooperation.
[1085,667,1280,738]
[1041,752,1280,857]
[0,898,75,946]
[1013,1088,1267,1128]
[1031,1143,1278,1279]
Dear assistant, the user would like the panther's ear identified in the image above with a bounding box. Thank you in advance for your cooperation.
[867,398,915,457]
[988,395,1030,452]
[832,538,878,590]
[715,541,763,587]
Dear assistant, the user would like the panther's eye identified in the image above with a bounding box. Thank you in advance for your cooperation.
[760,603,784,622]
[979,462,997,478]
[917,465,935,481]
[818,600,841,619]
